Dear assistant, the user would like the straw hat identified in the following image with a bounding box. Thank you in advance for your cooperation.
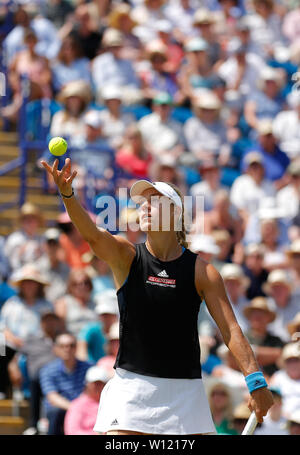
[10,263,49,287]
[257,67,285,91]
[146,39,168,58]
[57,80,92,105]
[19,202,44,225]
[220,263,250,289]
[193,90,222,110]
[193,8,215,25]
[108,3,138,31]
[256,118,273,136]
[263,269,293,294]
[233,402,251,420]
[102,28,124,47]
[286,239,300,256]
[281,342,300,361]
[287,312,300,337]
[243,297,276,323]
[244,243,264,256]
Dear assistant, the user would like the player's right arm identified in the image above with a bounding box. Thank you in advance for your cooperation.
[41,158,136,287]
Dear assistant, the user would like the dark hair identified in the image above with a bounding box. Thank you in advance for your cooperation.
[57,33,84,64]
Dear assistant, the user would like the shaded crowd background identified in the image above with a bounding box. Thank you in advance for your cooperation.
[1,0,300,436]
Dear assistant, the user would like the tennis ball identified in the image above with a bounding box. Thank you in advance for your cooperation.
[48,137,68,156]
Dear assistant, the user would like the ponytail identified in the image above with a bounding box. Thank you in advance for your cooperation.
[167,183,189,249]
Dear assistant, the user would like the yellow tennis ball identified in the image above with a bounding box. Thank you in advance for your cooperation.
[48,137,68,156]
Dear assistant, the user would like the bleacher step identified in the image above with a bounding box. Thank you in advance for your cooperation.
[0,416,26,435]
[0,131,19,144]
[0,399,30,418]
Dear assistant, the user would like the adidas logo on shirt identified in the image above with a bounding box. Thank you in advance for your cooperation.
[111,419,119,426]
[157,270,169,278]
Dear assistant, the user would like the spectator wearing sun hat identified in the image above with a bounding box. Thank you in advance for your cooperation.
[64,365,110,435]
[0,264,53,398]
[263,269,299,342]
[230,151,276,224]
[270,343,300,417]
[232,402,251,435]
[50,79,92,142]
[244,66,286,131]
[97,86,135,149]
[4,202,46,273]
[91,28,140,98]
[183,90,230,163]
[243,297,285,378]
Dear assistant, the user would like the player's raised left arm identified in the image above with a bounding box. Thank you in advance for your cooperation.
[196,259,274,422]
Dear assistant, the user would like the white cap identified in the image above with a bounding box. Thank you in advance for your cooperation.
[95,289,119,315]
[84,110,103,129]
[85,366,110,384]
[101,86,122,101]
[190,234,220,255]
[130,180,182,211]
[282,343,300,361]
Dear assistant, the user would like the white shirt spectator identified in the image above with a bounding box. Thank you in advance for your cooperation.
[92,52,140,92]
[272,110,300,159]
[217,52,266,96]
[254,414,288,435]
[138,112,184,153]
[4,231,46,273]
[3,16,61,64]
[267,294,300,342]
[276,184,300,221]
[98,110,135,148]
[183,116,229,158]
[271,370,300,417]
[230,175,276,215]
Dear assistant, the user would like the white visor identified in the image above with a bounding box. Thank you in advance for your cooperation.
[130,180,183,211]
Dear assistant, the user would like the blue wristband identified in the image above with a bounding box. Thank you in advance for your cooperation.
[245,371,268,394]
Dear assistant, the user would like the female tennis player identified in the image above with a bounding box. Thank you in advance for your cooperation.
[41,157,273,435]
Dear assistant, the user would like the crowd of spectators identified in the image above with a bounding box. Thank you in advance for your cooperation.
[1,0,300,436]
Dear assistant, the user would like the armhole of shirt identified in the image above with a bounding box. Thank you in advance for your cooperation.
[116,243,139,295]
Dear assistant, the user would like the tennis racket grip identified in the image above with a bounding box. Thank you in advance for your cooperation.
[242,411,257,435]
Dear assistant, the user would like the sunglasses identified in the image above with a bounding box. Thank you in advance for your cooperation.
[57,343,76,348]
[72,280,91,286]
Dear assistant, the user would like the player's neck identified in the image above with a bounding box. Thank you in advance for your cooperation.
[145,233,182,261]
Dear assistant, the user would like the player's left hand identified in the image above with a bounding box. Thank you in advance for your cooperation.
[247,388,274,423]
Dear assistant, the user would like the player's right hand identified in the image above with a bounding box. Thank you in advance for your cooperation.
[41,158,77,196]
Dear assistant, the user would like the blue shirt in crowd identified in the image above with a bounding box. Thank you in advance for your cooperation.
[78,322,107,364]
[39,358,93,411]
[241,145,290,181]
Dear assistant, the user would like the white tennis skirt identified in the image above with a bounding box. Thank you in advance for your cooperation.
[93,368,216,435]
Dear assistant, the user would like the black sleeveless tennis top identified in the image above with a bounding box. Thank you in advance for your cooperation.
[114,243,202,379]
